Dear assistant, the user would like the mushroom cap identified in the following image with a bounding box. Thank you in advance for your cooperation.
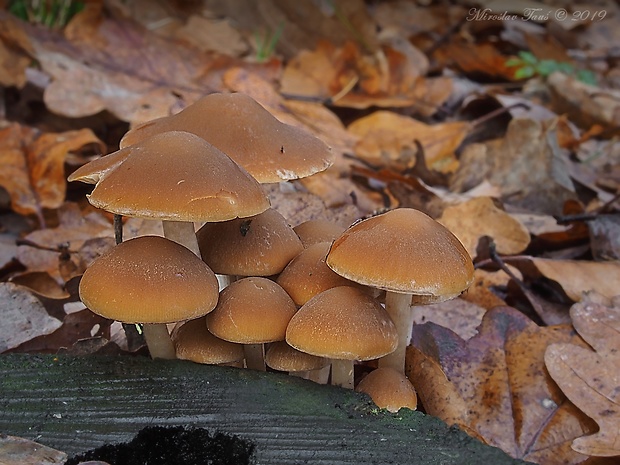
[293,219,346,248]
[120,92,334,183]
[285,286,398,361]
[326,208,474,301]
[86,131,270,222]
[197,208,303,276]
[172,316,244,365]
[67,148,131,185]
[79,236,219,324]
[355,367,418,413]
[276,241,357,306]
[207,277,297,344]
[265,341,329,372]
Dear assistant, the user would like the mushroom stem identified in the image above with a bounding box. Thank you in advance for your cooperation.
[378,291,414,372]
[162,220,200,257]
[142,323,177,359]
[331,359,354,389]
[244,344,266,371]
[306,364,331,384]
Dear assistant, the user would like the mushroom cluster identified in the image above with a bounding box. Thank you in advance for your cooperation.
[70,92,473,414]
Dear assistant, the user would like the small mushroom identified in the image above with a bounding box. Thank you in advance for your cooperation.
[265,341,330,383]
[276,241,359,306]
[293,219,346,248]
[79,236,219,359]
[206,277,297,370]
[286,286,398,389]
[355,367,418,413]
[326,208,474,373]
[171,316,244,367]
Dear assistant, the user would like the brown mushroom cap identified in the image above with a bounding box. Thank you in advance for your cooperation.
[207,277,297,344]
[172,316,244,365]
[326,208,474,301]
[355,367,418,413]
[120,92,334,183]
[197,208,303,276]
[67,148,131,185]
[265,341,329,372]
[285,286,398,361]
[276,242,357,306]
[293,219,346,248]
[79,236,219,324]
[86,131,270,222]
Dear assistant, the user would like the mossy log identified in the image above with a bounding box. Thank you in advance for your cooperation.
[0,354,530,464]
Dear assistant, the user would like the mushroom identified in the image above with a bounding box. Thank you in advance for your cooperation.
[119,92,334,184]
[285,286,398,389]
[69,131,270,263]
[79,236,219,359]
[326,208,474,373]
[293,219,346,248]
[171,316,244,367]
[265,341,330,383]
[206,277,297,370]
[197,208,303,283]
[276,241,359,306]
[355,367,418,413]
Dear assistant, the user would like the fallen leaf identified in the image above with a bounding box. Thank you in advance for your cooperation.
[173,15,249,56]
[588,214,620,260]
[461,267,519,310]
[0,434,67,465]
[439,41,519,81]
[411,298,486,340]
[438,197,531,259]
[548,72,620,134]
[545,293,620,457]
[526,258,620,302]
[407,306,597,464]
[0,282,63,353]
[0,123,105,225]
[452,118,578,216]
[347,111,466,173]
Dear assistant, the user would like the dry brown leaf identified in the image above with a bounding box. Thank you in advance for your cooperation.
[461,267,519,310]
[407,306,597,464]
[0,11,278,125]
[548,72,620,134]
[0,434,67,465]
[453,118,578,216]
[16,203,113,284]
[527,258,620,302]
[173,15,249,56]
[348,111,466,173]
[0,282,63,353]
[0,123,105,224]
[411,298,486,340]
[545,293,620,457]
[439,41,519,81]
[438,197,531,259]
[280,39,450,113]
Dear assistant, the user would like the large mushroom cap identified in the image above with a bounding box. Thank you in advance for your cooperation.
[86,130,270,222]
[79,236,219,324]
[120,92,334,183]
[285,286,398,361]
[326,208,474,301]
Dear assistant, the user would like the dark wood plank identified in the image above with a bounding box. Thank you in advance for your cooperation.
[0,354,529,464]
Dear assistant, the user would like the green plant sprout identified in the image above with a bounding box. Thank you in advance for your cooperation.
[253,22,284,63]
[9,0,84,29]
[506,51,597,85]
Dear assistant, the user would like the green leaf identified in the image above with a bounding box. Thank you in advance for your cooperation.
[518,51,538,65]
[514,66,535,79]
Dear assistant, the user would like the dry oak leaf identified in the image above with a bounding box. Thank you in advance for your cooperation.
[526,258,620,302]
[347,111,466,173]
[0,123,105,224]
[438,196,531,259]
[407,306,597,464]
[545,293,620,457]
